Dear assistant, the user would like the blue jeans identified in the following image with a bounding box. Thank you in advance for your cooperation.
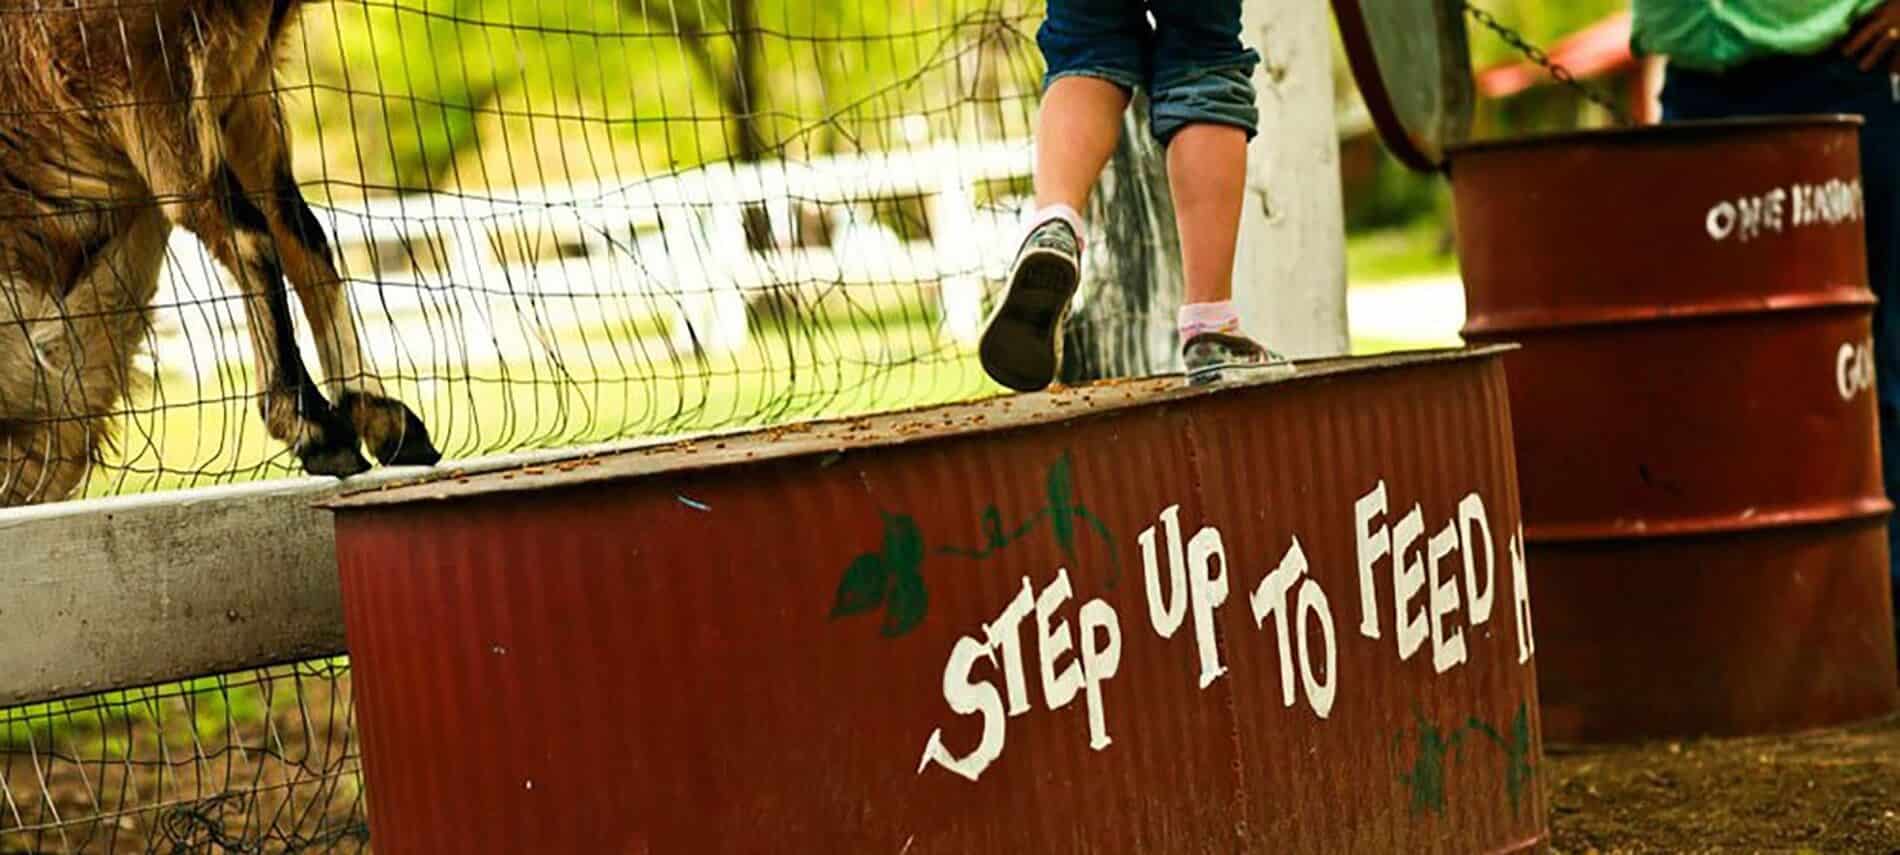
[1662,54,1900,604]
[1037,0,1260,144]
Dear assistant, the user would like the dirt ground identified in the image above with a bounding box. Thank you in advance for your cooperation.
[1547,714,1900,854]
[7,671,1899,853]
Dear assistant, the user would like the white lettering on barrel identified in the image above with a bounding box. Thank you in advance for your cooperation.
[1248,537,1339,719]
[1347,481,1511,677]
[1706,201,1737,241]
[1393,504,1428,662]
[1737,195,1763,242]
[1764,188,1787,234]
[1138,505,1188,638]
[1354,481,1391,640]
[921,570,1124,782]
[1078,599,1122,750]
[1511,527,1536,665]
[1427,520,1468,674]
[1036,570,1084,710]
[984,578,1036,716]
[917,479,1533,784]
[918,636,1005,781]
[1139,504,1233,689]
[1709,178,1862,242]
[1458,492,1496,627]
[1185,526,1231,688]
[1839,339,1875,401]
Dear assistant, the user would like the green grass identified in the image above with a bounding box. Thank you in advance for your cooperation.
[1,659,348,751]
[85,314,992,497]
[1346,220,1460,285]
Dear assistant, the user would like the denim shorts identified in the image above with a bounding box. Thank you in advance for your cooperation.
[1037,0,1261,144]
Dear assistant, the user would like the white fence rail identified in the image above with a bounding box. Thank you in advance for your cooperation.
[148,142,1037,381]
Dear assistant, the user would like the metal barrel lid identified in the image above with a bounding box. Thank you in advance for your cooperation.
[1333,0,1477,172]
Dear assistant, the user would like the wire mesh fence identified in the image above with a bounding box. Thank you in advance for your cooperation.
[2,661,365,855]
[0,0,1109,504]
[1,0,1188,849]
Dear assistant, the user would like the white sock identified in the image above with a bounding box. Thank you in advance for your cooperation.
[1178,300,1241,340]
[1024,203,1085,251]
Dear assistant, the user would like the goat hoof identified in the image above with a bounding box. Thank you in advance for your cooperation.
[381,434,441,467]
[338,391,441,468]
[376,406,441,467]
[303,444,372,479]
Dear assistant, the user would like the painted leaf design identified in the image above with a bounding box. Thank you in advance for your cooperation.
[830,553,889,618]
[979,506,1006,550]
[1077,507,1120,587]
[881,513,925,572]
[881,568,929,637]
[1046,454,1077,557]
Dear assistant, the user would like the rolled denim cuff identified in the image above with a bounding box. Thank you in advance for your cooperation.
[1043,66,1143,95]
[1149,60,1260,144]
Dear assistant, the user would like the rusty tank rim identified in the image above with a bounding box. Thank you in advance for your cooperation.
[1461,287,1876,336]
[1444,114,1865,160]
[1527,496,1894,545]
[323,346,1519,510]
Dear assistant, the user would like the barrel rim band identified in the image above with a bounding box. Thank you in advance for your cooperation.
[1526,497,1894,544]
[1463,286,1876,336]
[1444,113,1864,159]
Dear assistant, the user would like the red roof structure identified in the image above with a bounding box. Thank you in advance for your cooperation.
[1475,12,1634,98]
[1473,12,1659,124]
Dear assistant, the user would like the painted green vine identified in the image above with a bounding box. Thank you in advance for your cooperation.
[1396,701,1536,817]
[829,452,1117,638]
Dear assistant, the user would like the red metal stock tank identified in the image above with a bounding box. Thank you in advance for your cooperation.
[1450,116,1900,743]
[325,349,1546,853]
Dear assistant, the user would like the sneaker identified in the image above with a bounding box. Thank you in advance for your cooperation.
[1182,331,1295,387]
[979,218,1082,392]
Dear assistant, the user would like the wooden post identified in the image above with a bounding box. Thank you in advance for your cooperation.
[1233,0,1350,358]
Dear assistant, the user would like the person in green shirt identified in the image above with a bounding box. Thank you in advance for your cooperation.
[1634,0,1900,657]
[1633,1,1895,73]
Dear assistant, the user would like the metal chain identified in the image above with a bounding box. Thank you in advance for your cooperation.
[1461,2,1633,126]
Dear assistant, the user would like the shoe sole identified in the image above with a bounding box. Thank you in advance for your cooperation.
[979,248,1080,392]
[1186,359,1298,388]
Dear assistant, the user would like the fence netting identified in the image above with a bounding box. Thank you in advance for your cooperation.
[0,0,1086,503]
[0,0,1189,850]
[2,661,364,855]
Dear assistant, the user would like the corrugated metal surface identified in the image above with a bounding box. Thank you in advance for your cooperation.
[328,348,1545,853]
[1452,117,1900,743]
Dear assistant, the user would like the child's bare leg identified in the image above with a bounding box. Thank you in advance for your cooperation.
[979,75,1131,392]
[1165,120,1293,384]
[1167,123,1249,307]
[1144,3,1289,384]
[1034,76,1131,211]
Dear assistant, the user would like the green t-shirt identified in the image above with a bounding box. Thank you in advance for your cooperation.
[1632,0,1888,71]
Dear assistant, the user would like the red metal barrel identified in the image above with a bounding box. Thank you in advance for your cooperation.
[1451,116,1900,743]
[326,349,1546,853]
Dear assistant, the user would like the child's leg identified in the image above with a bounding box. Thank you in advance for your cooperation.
[1168,124,1249,310]
[1029,0,1146,217]
[1034,76,1130,214]
[1148,2,1289,383]
[978,0,1146,392]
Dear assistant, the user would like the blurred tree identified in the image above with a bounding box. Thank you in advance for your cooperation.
[616,0,776,247]
[1332,0,1628,233]
[280,0,1043,201]
[618,0,767,164]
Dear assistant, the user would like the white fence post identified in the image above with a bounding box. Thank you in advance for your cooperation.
[1235,0,1350,358]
